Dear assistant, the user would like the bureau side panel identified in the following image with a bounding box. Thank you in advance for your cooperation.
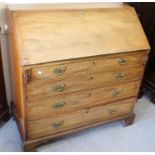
[7,9,26,140]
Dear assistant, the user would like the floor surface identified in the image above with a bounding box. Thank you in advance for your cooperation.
[0,95,155,152]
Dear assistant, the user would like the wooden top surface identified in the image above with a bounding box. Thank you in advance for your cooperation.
[10,4,150,66]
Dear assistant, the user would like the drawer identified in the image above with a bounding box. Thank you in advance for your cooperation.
[26,66,144,101]
[24,51,146,85]
[28,98,135,139]
[27,81,140,120]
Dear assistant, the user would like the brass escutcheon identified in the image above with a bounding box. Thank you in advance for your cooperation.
[52,120,64,128]
[53,102,65,109]
[114,72,125,80]
[53,84,66,92]
[108,108,118,114]
[53,66,67,75]
[118,58,129,65]
[112,89,122,96]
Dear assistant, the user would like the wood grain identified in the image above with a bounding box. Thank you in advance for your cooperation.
[12,6,150,65]
[7,9,26,140]
[24,51,146,85]
[27,81,140,120]
[28,98,135,139]
[7,4,150,150]
[26,65,144,101]
[24,113,134,151]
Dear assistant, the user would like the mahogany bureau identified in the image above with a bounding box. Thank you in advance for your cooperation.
[7,4,150,151]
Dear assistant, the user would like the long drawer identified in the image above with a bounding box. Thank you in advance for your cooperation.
[28,98,135,139]
[27,81,140,120]
[26,66,144,100]
[24,51,146,85]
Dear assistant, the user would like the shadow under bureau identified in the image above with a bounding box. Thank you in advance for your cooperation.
[7,3,150,151]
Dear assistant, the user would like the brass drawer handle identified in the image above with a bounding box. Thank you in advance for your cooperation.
[114,72,125,80]
[53,102,65,109]
[53,66,67,75]
[112,89,122,96]
[118,58,128,65]
[52,120,64,128]
[53,84,66,92]
[108,108,118,114]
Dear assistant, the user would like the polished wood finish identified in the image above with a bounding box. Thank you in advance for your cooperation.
[25,51,146,85]
[7,4,150,151]
[7,9,26,139]
[24,113,133,152]
[26,66,144,101]
[12,5,149,66]
[28,98,135,139]
[0,38,10,122]
[27,81,140,120]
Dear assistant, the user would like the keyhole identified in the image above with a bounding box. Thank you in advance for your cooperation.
[92,62,96,65]
[90,76,94,80]
[88,93,91,97]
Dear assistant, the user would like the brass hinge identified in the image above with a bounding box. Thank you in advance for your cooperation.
[24,69,31,84]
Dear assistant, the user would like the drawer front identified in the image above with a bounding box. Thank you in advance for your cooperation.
[27,81,140,120]
[25,51,146,85]
[26,66,144,101]
[28,98,135,139]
